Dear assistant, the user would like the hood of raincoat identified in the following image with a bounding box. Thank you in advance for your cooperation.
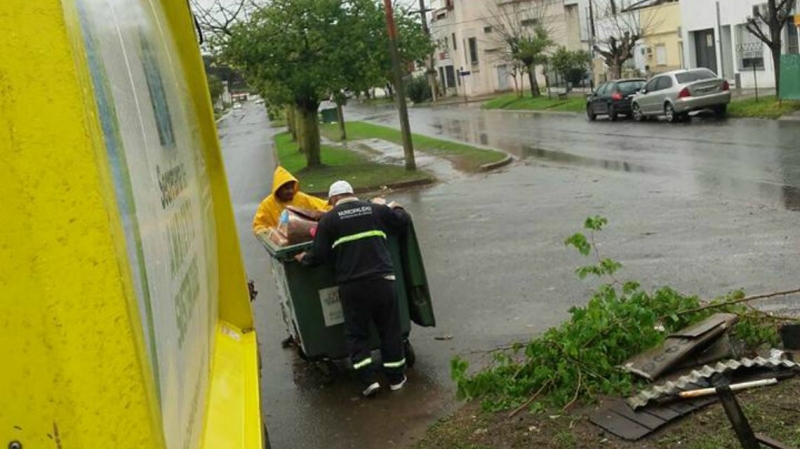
[272,166,299,200]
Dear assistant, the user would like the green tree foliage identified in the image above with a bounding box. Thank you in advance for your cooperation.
[406,74,432,104]
[223,0,432,167]
[513,26,553,97]
[207,73,224,104]
[550,47,590,91]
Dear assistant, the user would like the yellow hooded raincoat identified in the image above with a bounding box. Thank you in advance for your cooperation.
[252,166,330,234]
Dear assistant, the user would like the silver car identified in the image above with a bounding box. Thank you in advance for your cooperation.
[631,68,731,123]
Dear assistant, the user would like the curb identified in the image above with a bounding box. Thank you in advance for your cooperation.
[491,108,581,116]
[215,110,232,124]
[478,154,514,172]
[307,177,436,198]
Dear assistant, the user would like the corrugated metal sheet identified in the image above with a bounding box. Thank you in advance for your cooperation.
[627,355,798,409]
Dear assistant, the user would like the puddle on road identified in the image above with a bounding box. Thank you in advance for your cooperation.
[784,185,800,211]
[698,173,800,212]
[520,146,657,174]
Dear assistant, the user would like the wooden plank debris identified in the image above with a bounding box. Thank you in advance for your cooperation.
[589,396,717,441]
[623,313,738,381]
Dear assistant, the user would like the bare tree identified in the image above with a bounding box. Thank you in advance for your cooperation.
[483,0,554,97]
[189,0,259,52]
[745,0,797,94]
[592,0,661,80]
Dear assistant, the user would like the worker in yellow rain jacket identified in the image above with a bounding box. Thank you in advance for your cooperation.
[252,166,330,234]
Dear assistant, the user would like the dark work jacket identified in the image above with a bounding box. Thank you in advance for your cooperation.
[301,198,410,284]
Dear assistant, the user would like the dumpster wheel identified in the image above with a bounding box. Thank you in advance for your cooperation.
[404,340,416,368]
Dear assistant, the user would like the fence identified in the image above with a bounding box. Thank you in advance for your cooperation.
[779,54,800,100]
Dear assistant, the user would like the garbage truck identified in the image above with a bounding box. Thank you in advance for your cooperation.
[0,1,263,448]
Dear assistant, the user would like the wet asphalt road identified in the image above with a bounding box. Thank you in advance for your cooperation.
[218,102,800,449]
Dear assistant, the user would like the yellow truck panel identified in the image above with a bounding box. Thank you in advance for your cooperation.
[0,1,261,448]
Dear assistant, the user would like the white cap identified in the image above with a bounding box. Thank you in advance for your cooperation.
[328,180,354,198]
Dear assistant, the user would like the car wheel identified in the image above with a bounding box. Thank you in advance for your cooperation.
[586,105,597,121]
[665,103,678,123]
[714,104,727,117]
[632,103,644,122]
[609,104,618,122]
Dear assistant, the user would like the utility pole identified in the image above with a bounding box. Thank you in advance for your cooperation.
[383,0,416,171]
[589,0,597,89]
[417,0,439,102]
[716,1,726,79]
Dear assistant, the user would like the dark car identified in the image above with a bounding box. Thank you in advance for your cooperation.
[586,78,646,121]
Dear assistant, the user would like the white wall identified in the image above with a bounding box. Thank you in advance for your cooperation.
[430,0,567,97]
[680,0,785,88]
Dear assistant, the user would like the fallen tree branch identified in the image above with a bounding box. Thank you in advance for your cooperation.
[677,288,800,316]
[508,380,553,419]
[563,370,583,411]
[466,344,518,355]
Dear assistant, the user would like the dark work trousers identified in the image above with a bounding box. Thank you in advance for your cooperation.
[339,277,405,386]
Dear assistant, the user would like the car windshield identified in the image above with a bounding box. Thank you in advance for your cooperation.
[618,81,645,94]
[675,70,716,84]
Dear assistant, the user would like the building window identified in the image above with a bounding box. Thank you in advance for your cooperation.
[656,45,667,66]
[789,24,799,54]
[468,37,479,65]
[737,25,765,70]
[521,18,538,27]
[436,12,446,20]
[452,33,457,50]
[484,26,493,33]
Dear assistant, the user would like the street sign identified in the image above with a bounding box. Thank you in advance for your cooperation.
[460,71,471,76]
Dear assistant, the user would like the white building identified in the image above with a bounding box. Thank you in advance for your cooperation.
[680,0,800,89]
[428,0,585,98]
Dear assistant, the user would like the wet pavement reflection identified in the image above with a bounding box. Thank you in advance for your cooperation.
[351,104,800,213]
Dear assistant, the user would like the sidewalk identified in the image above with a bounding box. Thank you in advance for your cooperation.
[423,93,499,107]
[731,87,777,99]
[779,109,800,121]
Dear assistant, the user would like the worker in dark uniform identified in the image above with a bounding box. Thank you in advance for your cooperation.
[295,180,409,397]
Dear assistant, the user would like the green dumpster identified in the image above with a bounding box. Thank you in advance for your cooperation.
[319,107,339,123]
[260,220,435,367]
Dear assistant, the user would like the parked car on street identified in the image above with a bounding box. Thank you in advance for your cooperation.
[631,68,730,123]
[586,78,646,121]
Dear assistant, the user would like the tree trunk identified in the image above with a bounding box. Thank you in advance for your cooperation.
[771,45,781,96]
[336,102,347,141]
[610,62,621,81]
[295,108,305,153]
[286,105,297,140]
[296,104,321,167]
[427,71,439,102]
[528,65,540,97]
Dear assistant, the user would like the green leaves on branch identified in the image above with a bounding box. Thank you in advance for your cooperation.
[583,215,607,231]
[564,233,590,256]
[451,216,781,414]
[566,215,619,279]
